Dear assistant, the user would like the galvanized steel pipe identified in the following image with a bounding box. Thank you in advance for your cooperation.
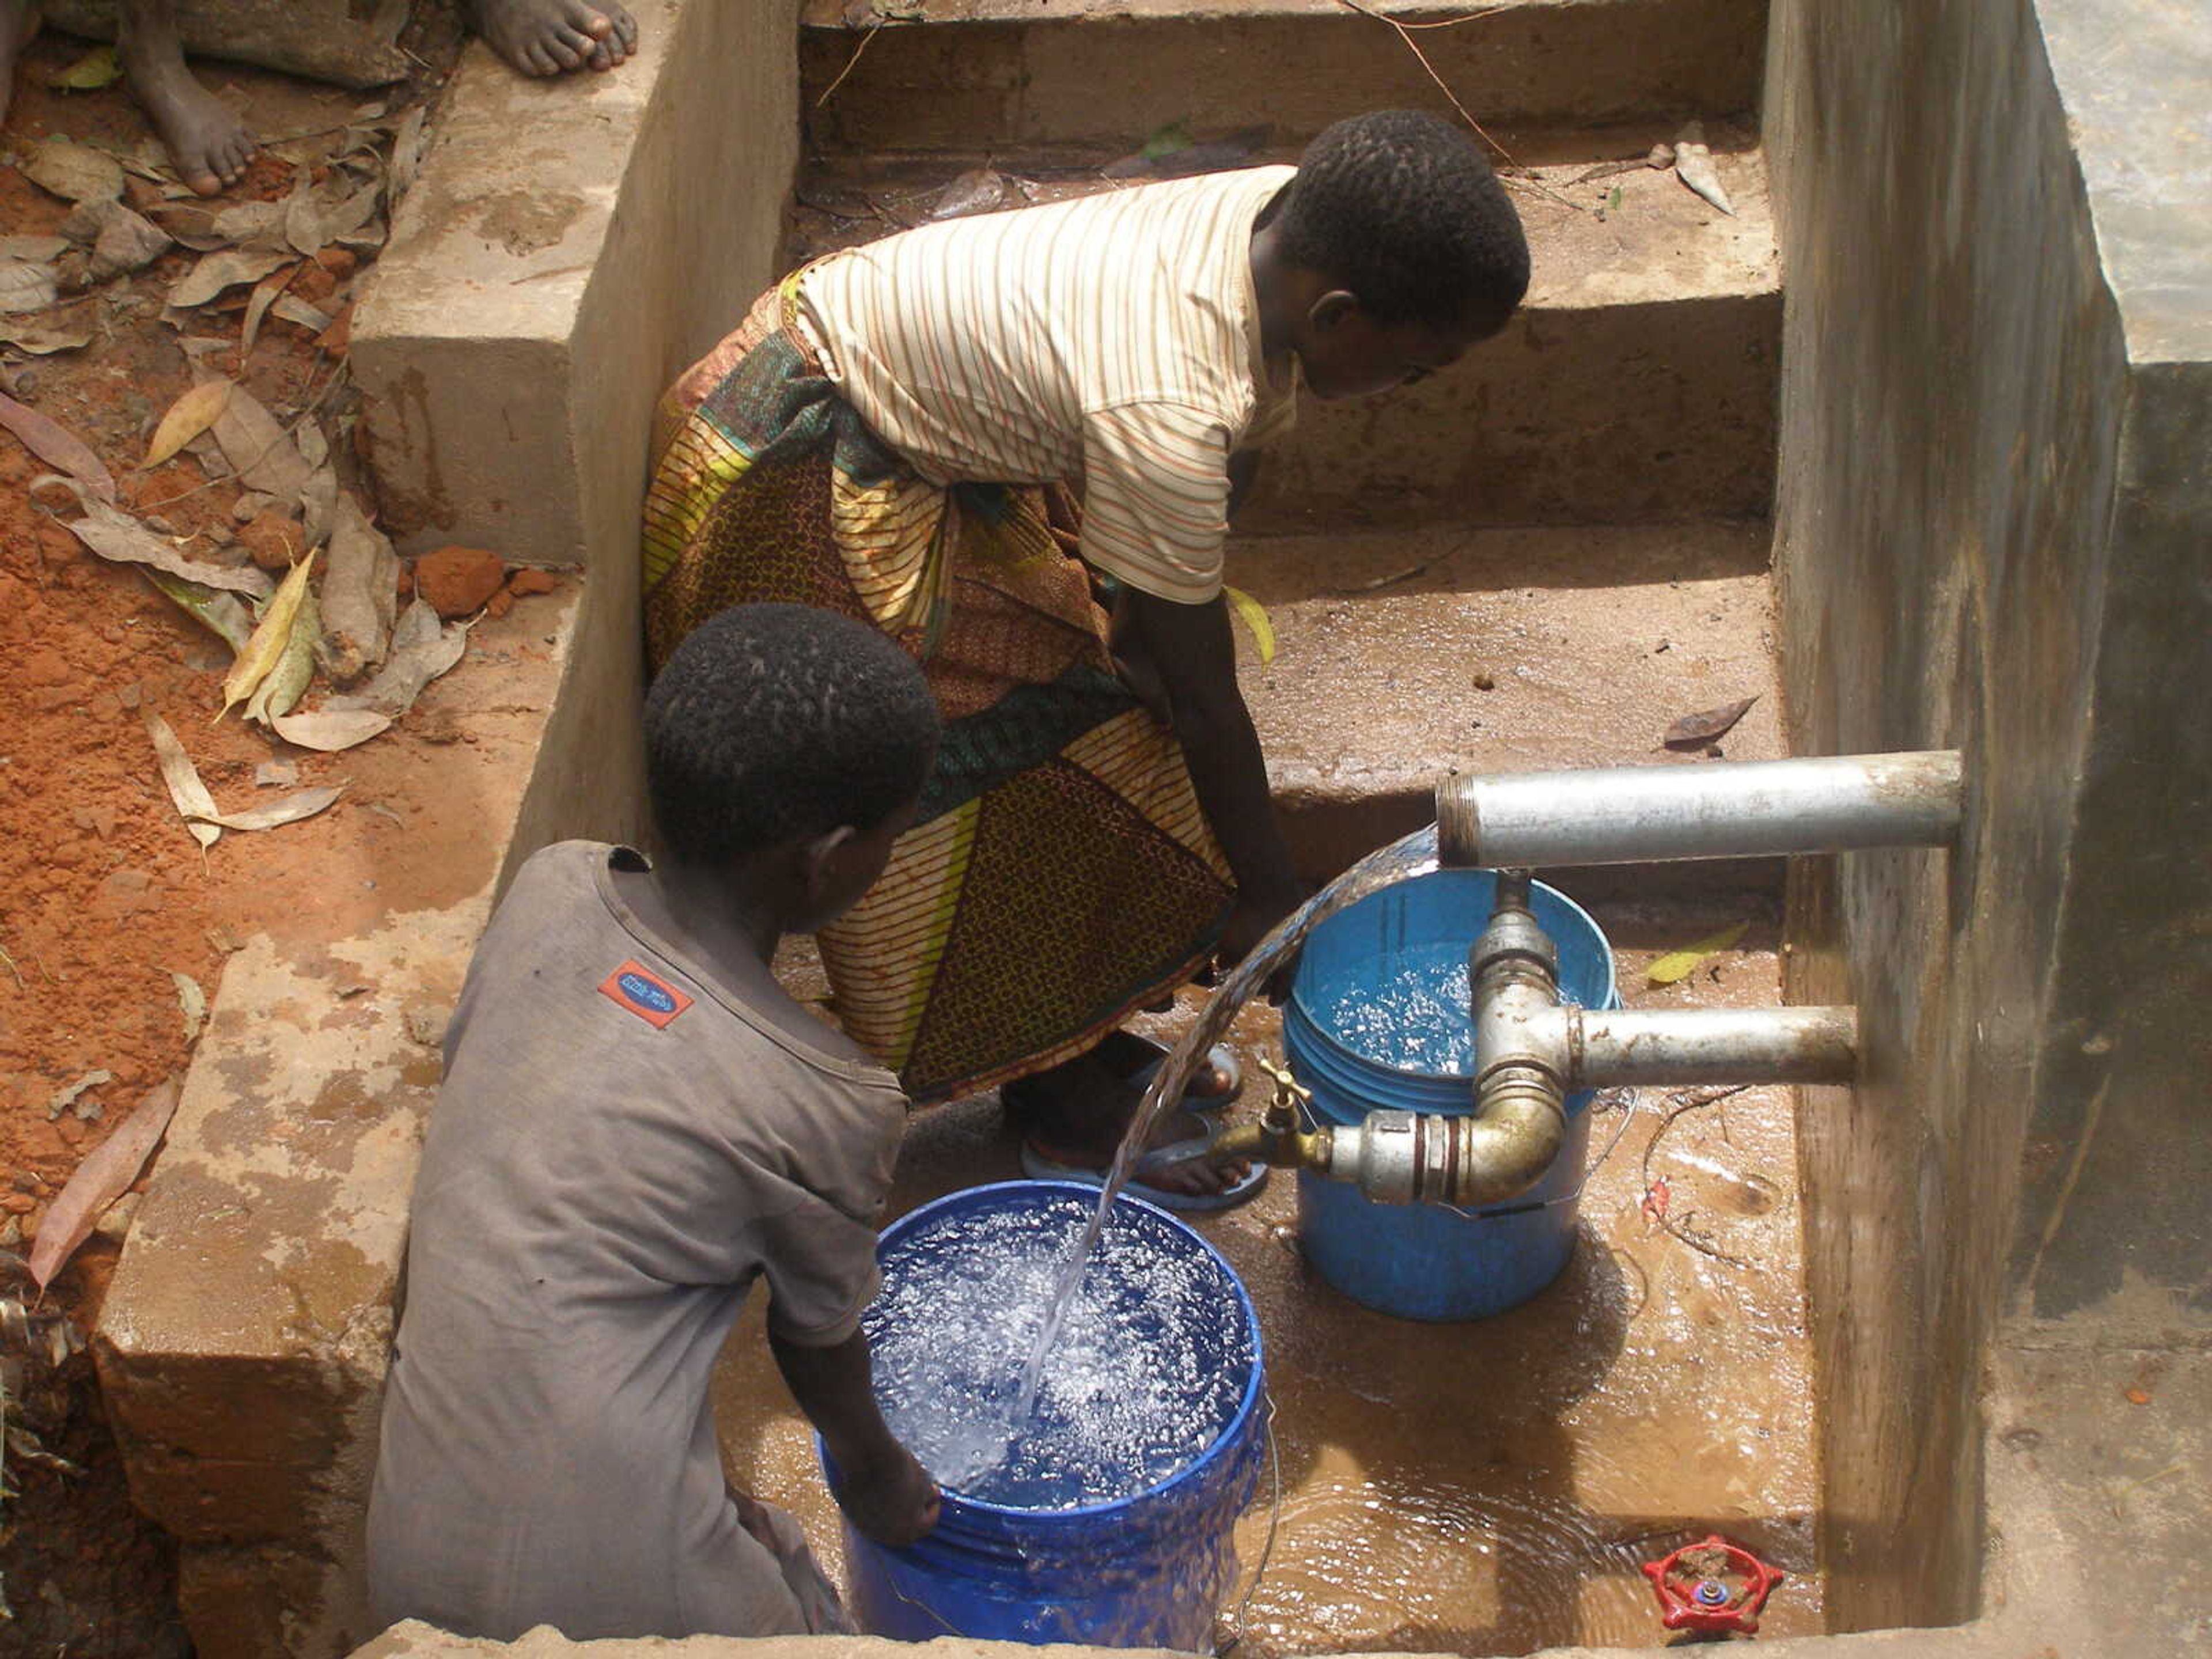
[1435,751,1964,868]
[1566,1005,1858,1086]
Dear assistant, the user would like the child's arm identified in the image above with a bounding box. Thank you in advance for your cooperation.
[1116,585,1305,968]
[770,1324,940,1547]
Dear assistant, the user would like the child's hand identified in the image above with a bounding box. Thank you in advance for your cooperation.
[836,1444,941,1547]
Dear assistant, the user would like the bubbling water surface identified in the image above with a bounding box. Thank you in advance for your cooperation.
[1011,824,1442,1418]
[869,1193,1249,1509]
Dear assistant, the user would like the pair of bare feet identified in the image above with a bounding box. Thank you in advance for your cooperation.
[0,0,638,198]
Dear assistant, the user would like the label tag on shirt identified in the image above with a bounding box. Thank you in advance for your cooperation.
[598,960,694,1029]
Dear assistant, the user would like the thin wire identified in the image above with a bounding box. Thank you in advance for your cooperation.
[1438,1085,1640,1222]
[1215,1393,1283,1656]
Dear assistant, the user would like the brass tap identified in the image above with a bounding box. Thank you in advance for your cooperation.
[1211,1055,1332,1172]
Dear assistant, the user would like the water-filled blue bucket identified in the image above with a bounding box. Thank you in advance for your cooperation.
[828,1180,1265,1649]
[1284,869,1618,1321]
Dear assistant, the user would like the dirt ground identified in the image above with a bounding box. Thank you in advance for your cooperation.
[0,20,582,1653]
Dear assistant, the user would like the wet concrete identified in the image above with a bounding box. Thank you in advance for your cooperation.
[717,916,1820,1655]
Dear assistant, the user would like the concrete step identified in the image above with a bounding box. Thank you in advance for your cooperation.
[1226,518,1786,895]
[800,0,1767,160]
[789,124,1779,527]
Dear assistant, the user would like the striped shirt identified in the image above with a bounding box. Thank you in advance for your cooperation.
[795,166,1299,604]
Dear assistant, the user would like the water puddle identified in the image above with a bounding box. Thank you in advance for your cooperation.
[713,900,1823,1654]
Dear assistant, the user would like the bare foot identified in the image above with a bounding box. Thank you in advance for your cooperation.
[118,0,252,195]
[0,1,39,133]
[468,0,639,77]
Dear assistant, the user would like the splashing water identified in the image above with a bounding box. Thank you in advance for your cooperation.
[1010,824,1444,1421]
[870,1192,1250,1508]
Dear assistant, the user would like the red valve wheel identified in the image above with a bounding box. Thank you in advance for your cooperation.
[1641,1534,1785,1635]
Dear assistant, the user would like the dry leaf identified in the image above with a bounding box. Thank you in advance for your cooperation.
[47,1070,113,1120]
[271,707,391,751]
[328,599,468,716]
[388,106,429,199]
[173,972,207,1043]
[1647,921,1750,986]
[145,378,235,468]
[24,137,125,203]
[0,256,61,313]
[40,475,274,596]
[142,568,256,654]
[211,382,312,497]
[270,294,335,334]
[188,785,344,832]
[0,234,71,262]
[928,168,1012,221]
[49,44,123,90]
[239,265,296,357]
[29,1079,180,1290]
[1673,122,1736,217]
[64,198,172,279]
[1224,585,1277,666]
[245,588,318,725]
[218,546,317,719]
[6,403,117,501]
[0,315,94,354]
[1663,695,1758,748]
[296,460,339,549]
[143,709,222,851]
[168,246,293,310]
[286,177,384,259]
[316,494,397,683]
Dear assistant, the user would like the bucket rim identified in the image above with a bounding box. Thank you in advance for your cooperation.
[862,1177,1267,1524]
[1286,868,1618,1081]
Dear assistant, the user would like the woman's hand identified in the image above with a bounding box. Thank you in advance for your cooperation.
[835,1443,942,1547]
[1211,884,1307,1003]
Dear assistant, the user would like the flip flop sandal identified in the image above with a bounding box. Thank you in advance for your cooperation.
[1094,1031,1243,1113]
[1020,1132,1268,1214]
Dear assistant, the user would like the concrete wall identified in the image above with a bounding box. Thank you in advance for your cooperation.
[1765,0,2210,1635]
[100,7,806,1655]
[355,0,804,873]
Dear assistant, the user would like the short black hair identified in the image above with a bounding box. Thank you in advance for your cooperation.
[644,604,940,867]
[1277,110,1530,331]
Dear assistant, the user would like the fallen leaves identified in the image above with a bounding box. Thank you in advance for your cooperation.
[1225,584,1278,666]
[145,705,345,844]
[1664,695,1758,749]
[22,136,125,203]
[40,474,275,596]
[3,400,117,501]
[144,708,222,852]
[168,245,294,310]
[218,546,317,720]
[272,708,392,751]
[1673,122,1736,217]
[144,378,236,468]
[1647,921,1751,987]
[328,599,469,717]
[48,44,123,90]
[29,1078,180,1291]
[173,972,208,1043]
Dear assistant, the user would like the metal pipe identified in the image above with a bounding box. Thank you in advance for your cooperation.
[1319,1089,1570,1207]
[1435,751,1963,868]
[1566,1005,1858,1086]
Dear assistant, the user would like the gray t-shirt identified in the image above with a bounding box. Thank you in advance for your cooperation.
[367,842,907,1641]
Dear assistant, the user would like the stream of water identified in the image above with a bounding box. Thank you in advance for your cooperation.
[1006,823,1444,1431]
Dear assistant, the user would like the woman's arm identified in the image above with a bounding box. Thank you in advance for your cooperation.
[1116,585,1305,967]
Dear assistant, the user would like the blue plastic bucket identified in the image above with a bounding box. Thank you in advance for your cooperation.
[828,1180,1266,1649]
[1283,869,1619,1321]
